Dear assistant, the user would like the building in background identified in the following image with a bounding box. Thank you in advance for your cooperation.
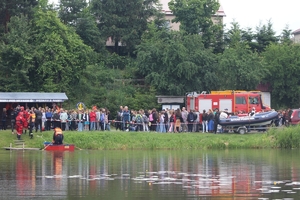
[292,28,300,43]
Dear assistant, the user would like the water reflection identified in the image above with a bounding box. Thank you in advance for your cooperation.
[0,149,300,199]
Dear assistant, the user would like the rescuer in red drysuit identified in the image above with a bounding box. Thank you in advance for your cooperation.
[15,111,24,140]
[20,106,29,134]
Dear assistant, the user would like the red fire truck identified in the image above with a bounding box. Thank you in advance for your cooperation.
[186,90,271,114]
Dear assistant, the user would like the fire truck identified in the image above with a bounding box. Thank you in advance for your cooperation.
[186,90,271,114]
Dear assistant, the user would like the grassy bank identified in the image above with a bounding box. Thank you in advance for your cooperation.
[1,126,300,150]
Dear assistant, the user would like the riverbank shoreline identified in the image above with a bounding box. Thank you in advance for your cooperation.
[1,126,299,150]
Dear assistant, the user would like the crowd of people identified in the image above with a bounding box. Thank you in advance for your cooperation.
[1,105,295,139]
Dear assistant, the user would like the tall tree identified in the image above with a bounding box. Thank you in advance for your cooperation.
[0,0,38,34]
[0,4,93,97]
[262,43,300,108]
[168,0,220,48]
[217,43,267,90]
[136,25,219,95]
[75,8,106,53]
[0,15,33,91]
[252,21,278,53]
[279,25,292,45]
[30,9,93,93]
[90,0,159,55]
[58,0,87,25]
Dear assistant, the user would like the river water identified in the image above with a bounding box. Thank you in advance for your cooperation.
[1,149,300,200]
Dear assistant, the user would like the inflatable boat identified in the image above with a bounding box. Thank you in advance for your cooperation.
[219,111,278,127]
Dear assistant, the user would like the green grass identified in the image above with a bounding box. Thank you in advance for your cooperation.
[1,125,300,150]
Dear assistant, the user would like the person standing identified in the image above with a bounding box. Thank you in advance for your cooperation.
[122,106,130,131]
[60,109,68,131]
[45,108,53,131]
[15,110,24,140]
[207,109,214,133]
[77,110,84,131]
[28,110,36,138]
[10,107,18,134]
[202,110,208,133]
[213,108,220,134]
[52,110,60,130]
[175,108,182,133]
[168,111,175,133]
[1,108,7,130]
[83,110,90,131]
[89,108,97,131]
[181,107,188,132]
[34,107,43,132]
[187,110,195,132]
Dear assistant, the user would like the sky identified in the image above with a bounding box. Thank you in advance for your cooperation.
[49,0,300,35]
[219,0,300,35]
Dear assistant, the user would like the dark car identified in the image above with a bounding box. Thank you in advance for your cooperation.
[290,109,300,125]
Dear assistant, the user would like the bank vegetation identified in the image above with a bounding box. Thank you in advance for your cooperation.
[1,126,300,150]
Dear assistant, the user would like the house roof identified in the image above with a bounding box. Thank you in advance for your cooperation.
[0,92,68,102]
[292,28,300,35]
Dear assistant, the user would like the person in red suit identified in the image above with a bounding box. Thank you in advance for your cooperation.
[20,107,29,135]
[15,111,24,140]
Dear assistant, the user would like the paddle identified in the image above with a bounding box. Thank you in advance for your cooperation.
[75,146,83,150]
[42,143,52,151]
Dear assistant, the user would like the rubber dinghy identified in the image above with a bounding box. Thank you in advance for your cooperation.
[219,111,278,127]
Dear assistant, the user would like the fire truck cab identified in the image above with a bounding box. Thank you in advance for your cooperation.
[186,90,270,114]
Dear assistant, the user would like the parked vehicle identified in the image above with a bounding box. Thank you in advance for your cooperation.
[219,111,278,134]
[186,90,271,115]
[290,109,300,125]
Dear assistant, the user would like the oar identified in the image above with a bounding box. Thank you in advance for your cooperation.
[42,143,52,151]
[75,146,83,150]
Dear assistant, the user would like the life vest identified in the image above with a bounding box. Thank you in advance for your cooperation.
[30,113,36,123]
[54,128,63,136]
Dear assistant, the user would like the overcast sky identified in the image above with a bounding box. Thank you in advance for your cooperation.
[220,0,300,35]
[49,0,299,35]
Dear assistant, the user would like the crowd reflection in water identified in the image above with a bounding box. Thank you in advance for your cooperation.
[9,150,300,199]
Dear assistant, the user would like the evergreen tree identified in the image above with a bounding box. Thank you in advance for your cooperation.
[58,0,87,25]
[0,0,38,34]
[168,0,221,48]
[90,0,159,55]
[252,21,278,53]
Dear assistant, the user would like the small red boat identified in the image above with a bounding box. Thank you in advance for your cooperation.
[43,142,75,151]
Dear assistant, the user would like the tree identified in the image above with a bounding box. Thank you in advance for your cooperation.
[0,15,33,91]
[262,43,300,108]
[136,26,219,95]
[217,43,268,90]
[30,9,93,93]
[75,8,106,53]
[0,4,93,98]
[168,0,220,48]
[58,0,87,25]
[279,25,292,45]
[252,21,278,53]
[90,0,159,55]
[0,0,38,34]
[224,21,259,50]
